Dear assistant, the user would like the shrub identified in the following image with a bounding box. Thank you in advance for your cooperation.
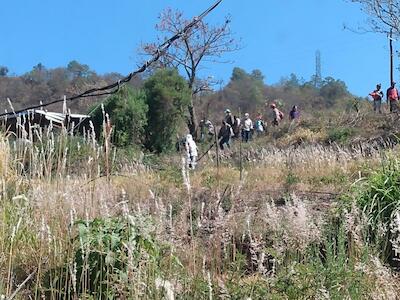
[144,69,191,153]
[91,86,148,147]
[42,214,164,299]
[327,127,355,144]
[351,159,400,263]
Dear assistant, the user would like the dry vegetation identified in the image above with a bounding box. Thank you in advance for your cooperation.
[1,110,400,299]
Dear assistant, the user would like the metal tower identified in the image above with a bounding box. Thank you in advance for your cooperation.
[314,50,322,88]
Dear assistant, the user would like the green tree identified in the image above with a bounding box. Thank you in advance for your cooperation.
[23,63,48,84]
[142,9,238,138]
[144,69,191,153]
[224,67,266,112]
[0,66,9,77]
[91,86,148,147]
[320,77,349,106]
[67,60,90,79]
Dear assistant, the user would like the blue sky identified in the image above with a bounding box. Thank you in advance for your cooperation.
[0,0,393,96]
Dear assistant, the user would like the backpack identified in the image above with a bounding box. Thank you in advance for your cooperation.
[256,120,264,132]
[278,111,284,120]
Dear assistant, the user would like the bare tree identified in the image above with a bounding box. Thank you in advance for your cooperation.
[142,8,239,138]
[351,0,400,34]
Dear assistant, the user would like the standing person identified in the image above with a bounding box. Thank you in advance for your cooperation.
[204,120,214,141]
[369,84,384,113]
[218,120,232,150]
[387,82,399,113]
[185,134,198,170]
[289,105,300,121]
[255,114,265,136]
[224,109,235,127]
[232,115,241,138]
[270,103,283,126]
[242,113,253,142]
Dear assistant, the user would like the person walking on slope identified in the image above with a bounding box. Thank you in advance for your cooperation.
[200,119,214,142]
[218,120,233,150]
[289,105,300,121]
[270,103,284,126]
[369,84,384,113]
[387,82,399,113]
[255,114,265,136]
[242,113,253,142]
[185,134,198,170]
[232,115,241,138]
[224,109,235,127]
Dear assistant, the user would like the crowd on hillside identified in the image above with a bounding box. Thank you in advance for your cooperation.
[184,102,301,170]
[183,81,400,170]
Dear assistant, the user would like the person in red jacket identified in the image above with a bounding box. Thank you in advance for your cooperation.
[387,82,399,113]
[369,84,384,113]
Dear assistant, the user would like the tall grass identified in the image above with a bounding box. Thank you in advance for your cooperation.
[0,116,399,299]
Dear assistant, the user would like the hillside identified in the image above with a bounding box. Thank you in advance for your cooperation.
[1,101,400,298]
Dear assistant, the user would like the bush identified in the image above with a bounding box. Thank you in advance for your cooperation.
[327,127,355,144]
[91,86,148,147]
[44,215,163,299]
[144,69,191,153]
[351,159,400,263]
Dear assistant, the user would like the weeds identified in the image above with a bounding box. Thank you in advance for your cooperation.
[1,115,400,299]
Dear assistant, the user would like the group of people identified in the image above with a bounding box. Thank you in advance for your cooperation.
[216,104,300,150]
[369,82,399,113]
[185,103,301,169]
[186,81,400,170]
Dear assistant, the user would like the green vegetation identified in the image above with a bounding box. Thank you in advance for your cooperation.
[348,158,400,264]
[327,127,356,144]
[91,87,148,147]
[144,69,191,153]
[0,120,399,298]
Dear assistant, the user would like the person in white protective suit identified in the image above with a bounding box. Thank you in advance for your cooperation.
[185,134,198,170]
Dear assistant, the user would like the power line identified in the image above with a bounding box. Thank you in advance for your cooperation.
[0,0,223,118]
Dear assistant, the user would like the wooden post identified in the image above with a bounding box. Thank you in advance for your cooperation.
[239,107,243,181]
[214,126,220,172]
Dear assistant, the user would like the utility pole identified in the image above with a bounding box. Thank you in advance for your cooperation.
[389,28,394,84]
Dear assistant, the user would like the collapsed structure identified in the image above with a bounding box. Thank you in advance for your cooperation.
[0,110,91,138]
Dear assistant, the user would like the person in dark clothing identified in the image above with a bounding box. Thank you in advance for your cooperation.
[232,115,241,138]
[369,84,384,113]
[218,120,232,150]
[224,109,235,127]
[289,105,300,121]
[387,82,399,113]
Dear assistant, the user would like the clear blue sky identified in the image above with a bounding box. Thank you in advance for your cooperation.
[0,0,393,96]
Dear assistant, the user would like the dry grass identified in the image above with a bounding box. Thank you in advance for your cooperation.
[1,116,400,298]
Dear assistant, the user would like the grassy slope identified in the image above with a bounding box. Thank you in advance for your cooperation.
[1,108,400,299]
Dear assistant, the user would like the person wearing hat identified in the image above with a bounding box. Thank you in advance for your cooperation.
[387,82,399,113]
[369,84,384,113]
[242,113,253,142]
[224,109,235,127]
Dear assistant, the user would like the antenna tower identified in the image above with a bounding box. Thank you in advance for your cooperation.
[314,50,322,88]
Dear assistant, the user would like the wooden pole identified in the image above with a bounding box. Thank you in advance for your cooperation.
[214,126,220,172]
[239,107,243,181]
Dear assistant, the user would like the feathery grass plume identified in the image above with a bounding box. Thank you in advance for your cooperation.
[390,210,400,259]
[155,277,175,300]
[207,271,213,300]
